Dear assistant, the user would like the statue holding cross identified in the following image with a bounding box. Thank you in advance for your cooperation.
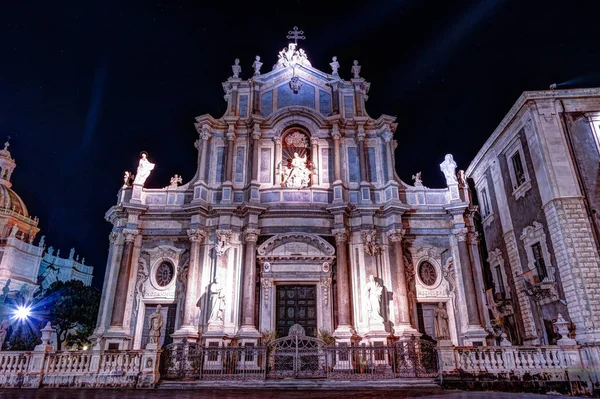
[274,26,311,70]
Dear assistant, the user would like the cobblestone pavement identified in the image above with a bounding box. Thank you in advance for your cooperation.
[0,390,588,399]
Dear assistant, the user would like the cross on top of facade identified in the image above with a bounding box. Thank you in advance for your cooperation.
[286,26,305,44]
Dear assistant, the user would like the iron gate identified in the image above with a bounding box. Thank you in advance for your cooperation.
[267,334,327,379]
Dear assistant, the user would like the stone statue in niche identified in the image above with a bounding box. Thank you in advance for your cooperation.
[252,55,263,76]
[412,171,423,187]
[439,154,458,185]
[366,275,383,323]
[434,302,451,340]
[231,58,241,79]
[329,56,340,76]
[133,152,155,186]
[148,305,164,345]
[351,60,361,78]
[284,152,311,188]
[208,278,226,323]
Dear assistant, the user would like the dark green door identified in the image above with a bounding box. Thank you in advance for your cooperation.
[276,285,317,337]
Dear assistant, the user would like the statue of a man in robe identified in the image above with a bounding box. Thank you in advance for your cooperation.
[208,279,225,323]
[148,305,164,345]
[133,152,155,186]
[366,275,383,323]
[434,302,451,340]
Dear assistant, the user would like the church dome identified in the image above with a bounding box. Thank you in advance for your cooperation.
[0,184,28,217]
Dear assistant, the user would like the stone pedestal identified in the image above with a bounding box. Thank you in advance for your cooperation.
[137,348,162,388]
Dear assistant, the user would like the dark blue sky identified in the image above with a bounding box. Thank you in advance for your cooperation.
[1,0,599,288]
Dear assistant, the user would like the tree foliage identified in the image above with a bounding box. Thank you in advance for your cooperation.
[34,280,101,350]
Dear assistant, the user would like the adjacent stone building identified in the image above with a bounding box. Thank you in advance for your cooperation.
[0,141,94,303]
[467,87,600,347]
[93,37,491,351]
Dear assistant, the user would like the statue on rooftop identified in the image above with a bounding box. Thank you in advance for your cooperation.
[351,60,361,78]
[133,152,155,186]
[252,55,263,76]
[440,154,458,185]
[231,58,241,79]
[412,171,423,187]
[123,171,134,188]
[166,174,182,189]
[329,56,340,76]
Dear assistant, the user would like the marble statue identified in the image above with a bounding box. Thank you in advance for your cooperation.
[2,279,10,298]
[166,174,182,189]
[208,279,226,323]
[252,55,263,76]
[457,169,467,188]
[69,248,75,260]
[214,231,231,257]
[434,302,451,340]
[351,60,361,78]
[148,305,164,345]
[231,58,241,79]
[439,154,458,185]
[9,224,18,238]
[133,152,155,186]
[123,171,134,188]
[0,319,9,350]
[284,152,311,188]
[366,275,383,323]
[38,235,45,248]
[56,249,60,257]
[329,56,340,76]
[47,246,54,256]
[412,171,423,187]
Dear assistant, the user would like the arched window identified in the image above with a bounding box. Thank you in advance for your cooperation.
[155,261,175,287]
[279,129,313,188]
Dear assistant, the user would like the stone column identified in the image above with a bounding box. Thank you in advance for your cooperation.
[240,228,260,337]
[274,135,282,185]
[198,126,211,182]
[110,228,139,327]
[310,137,319,186]
[453,228,481,327]
[225,127,236,182]
[332,128,342,182]
[251,124,261,182]
[387,230,414,333]
[185,230,206,326]
[382,130,395,182]
[333,228,354,337]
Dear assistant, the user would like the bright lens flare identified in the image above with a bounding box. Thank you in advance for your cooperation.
[14,305,32,321]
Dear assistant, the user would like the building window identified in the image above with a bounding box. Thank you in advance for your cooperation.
[481,188,491,218]
[494,265,506,299]
[418,261,437,287]
[531,242,548,283]
[511,152,526,187]
[487,248,509,301]
[475,175,494,227]
[504,132,532,200]
[155,261,174,287]
[520,221,555,284]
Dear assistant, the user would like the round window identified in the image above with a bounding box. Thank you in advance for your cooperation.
[155,262,174,287]
[418,261,437,286]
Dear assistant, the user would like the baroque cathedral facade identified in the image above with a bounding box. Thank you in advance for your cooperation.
[93,37,493,350]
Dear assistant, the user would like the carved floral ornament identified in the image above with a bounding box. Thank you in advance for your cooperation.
[387,229,406,243]
[244,228,260,243]
[332,228,348,243]
[187,229,207,243]
[123,228,139,242]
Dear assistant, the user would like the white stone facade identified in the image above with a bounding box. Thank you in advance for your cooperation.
[93,40,490,351]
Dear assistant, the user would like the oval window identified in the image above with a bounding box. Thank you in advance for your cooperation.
[418,261,437,286]
[155,262,174,287]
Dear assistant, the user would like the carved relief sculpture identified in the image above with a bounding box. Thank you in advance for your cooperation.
[215,230,232,257]
[361,230,380,256]
[284,152,311,188]
[133,152,155,186]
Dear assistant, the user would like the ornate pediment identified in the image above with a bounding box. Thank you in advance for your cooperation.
[257,233,335,261]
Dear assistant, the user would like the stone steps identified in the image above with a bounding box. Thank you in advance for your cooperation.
[157,378,440,390]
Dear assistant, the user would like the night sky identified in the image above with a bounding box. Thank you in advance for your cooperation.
[2,0,599,289]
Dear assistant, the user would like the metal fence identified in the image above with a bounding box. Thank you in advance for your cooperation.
[162,336,438,380]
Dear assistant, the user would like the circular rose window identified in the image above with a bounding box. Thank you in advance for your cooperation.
[155,262,174,287]
[418,261,437,286]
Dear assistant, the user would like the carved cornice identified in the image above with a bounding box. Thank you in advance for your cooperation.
[244,228,261,243]
[123,229,139,242]
[187,229,207,243]
[332,228,348,243]
[387,229,406,243]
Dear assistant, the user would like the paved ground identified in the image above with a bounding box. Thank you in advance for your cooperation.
[0,389,586,399]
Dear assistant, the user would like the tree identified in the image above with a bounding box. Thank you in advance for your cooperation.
[34,280,101,350]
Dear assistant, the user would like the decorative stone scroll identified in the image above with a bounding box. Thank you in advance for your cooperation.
[261,278,272,306]
[321,277,332,305]
[285,131,308,147]
[257,233,335,257]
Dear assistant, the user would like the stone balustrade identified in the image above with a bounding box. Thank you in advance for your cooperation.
[438,344,594,396]
[0,349,159,389]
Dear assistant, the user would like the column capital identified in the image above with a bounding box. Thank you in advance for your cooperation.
[273,136,282,144]
[244,228,261,243]
[310,137,319,146]
[356,133,365,142]
[382,130,393,143]
[452,227,468,242]
[123,229,139,242]
[387,229,406,242]
[108,231,119,247]
[332,228,348,243]
[187,228,207,243]
[252,123,261,140]
[467,230,480,245]
[200,125,211,141]
[331,125,341,140]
